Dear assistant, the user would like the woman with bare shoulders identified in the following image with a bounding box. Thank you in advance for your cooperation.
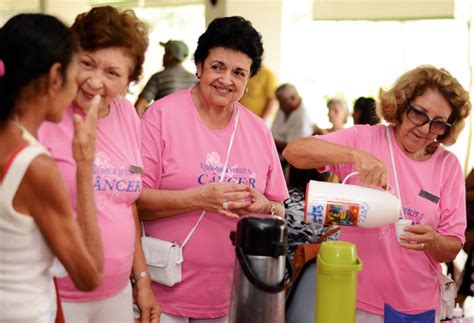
[0,13,103,322]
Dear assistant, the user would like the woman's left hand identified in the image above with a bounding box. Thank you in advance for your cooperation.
[134,278,160,323]
[234,188,271,215]
[399,224,438,253]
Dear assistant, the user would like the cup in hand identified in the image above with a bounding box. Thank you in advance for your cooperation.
[395,219,412,243]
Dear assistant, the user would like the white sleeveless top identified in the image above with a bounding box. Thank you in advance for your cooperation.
[0,144,57,322]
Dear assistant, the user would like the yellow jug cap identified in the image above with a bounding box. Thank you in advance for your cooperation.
[319,241,358,266]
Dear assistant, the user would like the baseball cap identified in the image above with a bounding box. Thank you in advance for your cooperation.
[159,40,189,62]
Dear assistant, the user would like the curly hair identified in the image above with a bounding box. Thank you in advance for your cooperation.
[71,6,149,82]
[193,16,263,77]
[379,65,471,146]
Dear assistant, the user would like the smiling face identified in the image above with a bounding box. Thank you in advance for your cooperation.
[394,88,452,159]
[74,47,133,113]
[195,47,252,109]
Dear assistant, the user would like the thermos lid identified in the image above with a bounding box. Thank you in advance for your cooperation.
[231,216,287,257]
[319,241,358,266]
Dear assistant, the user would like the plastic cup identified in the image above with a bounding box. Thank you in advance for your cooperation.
[395,219,412,242]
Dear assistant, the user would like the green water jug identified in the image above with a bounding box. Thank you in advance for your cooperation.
[315,241,362,323]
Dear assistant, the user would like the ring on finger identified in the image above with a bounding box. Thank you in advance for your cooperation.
[222,201,229,210]
[420,242,425,250]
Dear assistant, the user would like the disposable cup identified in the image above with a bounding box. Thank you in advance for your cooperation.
[395,219,412,242]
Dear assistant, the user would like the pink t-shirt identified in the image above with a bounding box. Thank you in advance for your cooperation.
[317,124,466,315]
[141,88,288,318]
[39,98,142,301]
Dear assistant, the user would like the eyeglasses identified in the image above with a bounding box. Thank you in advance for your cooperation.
[406,104,451,136]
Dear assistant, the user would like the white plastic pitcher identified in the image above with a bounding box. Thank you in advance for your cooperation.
[304,172,401,228]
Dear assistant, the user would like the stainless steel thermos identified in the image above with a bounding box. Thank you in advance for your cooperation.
[229,217,293,323]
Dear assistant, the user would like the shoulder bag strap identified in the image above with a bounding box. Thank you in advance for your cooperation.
[181,106,240,248]
[385,126,444,279]
[142,106,241,246]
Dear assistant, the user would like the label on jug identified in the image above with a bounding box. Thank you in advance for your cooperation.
[305,199,369,226]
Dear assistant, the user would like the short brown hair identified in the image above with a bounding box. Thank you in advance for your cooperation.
[379,65,471,145]
[71,6,149,82]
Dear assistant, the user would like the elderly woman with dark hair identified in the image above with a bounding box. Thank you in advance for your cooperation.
[284,65,471,321]
[38,6,159,322]
[138,16,288,322]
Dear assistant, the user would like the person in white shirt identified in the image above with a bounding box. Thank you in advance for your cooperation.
[271,83,314,168]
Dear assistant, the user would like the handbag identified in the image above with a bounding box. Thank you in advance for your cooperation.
[437,269,456,320]
[386,126,455,320]
[141,106,240,287]
[141,236,183,287]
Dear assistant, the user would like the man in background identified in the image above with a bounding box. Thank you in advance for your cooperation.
[271,83,314,168]
[240,65,277,120]
[135,40,195,116]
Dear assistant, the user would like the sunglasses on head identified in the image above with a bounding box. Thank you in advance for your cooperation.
[406,104,451,136]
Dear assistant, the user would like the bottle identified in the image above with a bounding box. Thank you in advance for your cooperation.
[305,179,401,228]
[315,241,363,323]
[451,303,463,322]
[229,217,293,323]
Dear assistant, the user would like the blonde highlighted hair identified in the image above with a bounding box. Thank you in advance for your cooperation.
[379,65,471,146]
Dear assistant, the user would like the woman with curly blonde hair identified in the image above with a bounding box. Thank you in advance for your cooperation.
[38,6,160,322]
[284,65,471,321]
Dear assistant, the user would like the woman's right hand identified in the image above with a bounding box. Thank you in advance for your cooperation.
[72,95,100,165]
[351,149,388,188]
[196,182,251,218]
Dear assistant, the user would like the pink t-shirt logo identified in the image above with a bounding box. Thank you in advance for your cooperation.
[197,151,257,187]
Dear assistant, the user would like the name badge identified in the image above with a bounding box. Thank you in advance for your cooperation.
[419,190,439,204]
[130,165,143,175]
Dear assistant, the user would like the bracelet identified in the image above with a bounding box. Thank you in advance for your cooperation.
[131,271,150,286]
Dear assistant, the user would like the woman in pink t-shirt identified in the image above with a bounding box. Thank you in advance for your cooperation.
[284,66,471,321]
[39,7,160,323]
[138,16,288,322]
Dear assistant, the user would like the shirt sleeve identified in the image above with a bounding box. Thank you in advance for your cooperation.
[139,74,160,102]
[437,155,467,244]
[140,105,163,189]
[285,111,309,142]
[263,125,289,202]
[264,69,277,100]
[122,98,143,168]
[314,126,361,180]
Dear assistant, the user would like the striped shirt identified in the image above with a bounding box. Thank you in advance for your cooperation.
[139,64,195,102]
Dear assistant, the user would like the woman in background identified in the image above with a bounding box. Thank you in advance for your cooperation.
[0,13,103,322]
[352,96,380,125]
[39,6,159,322]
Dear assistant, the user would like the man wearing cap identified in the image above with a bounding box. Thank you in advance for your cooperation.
[135,40,195,116]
